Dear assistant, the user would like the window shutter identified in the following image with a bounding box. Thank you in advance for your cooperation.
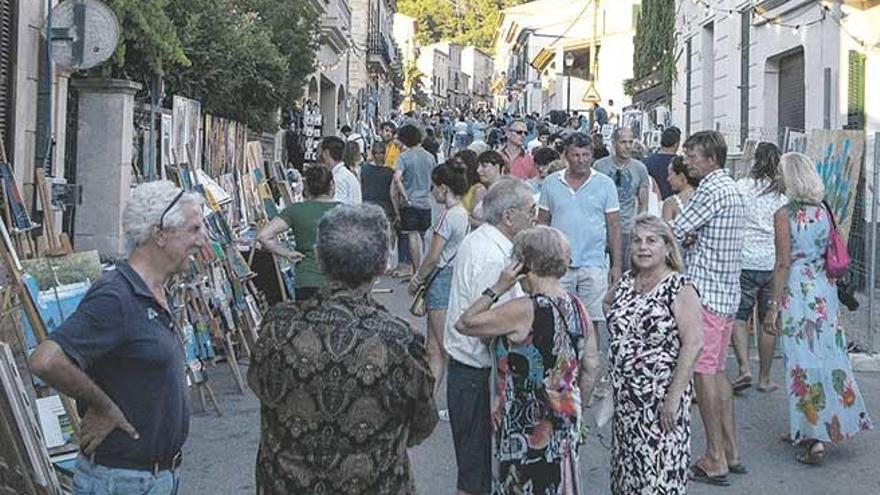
[846,50,866,130]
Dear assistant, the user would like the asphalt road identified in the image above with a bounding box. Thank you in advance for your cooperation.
[181,276,880,494]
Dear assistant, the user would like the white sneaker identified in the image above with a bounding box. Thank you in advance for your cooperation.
[438,409,450,422]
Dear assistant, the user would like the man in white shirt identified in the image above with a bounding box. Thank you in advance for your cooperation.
[318,136,362,205]
[444,178,536,495]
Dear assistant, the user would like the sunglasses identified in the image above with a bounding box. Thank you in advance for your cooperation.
[159,190,185,230]
[511,130,528,135]
[614,170,623,187]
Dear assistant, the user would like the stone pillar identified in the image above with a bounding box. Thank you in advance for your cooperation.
[71,79,142,258]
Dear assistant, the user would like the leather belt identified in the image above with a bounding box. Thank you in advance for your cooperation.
[90,451,183,475]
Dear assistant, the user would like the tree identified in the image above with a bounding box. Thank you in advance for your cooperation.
[93,0,189,82]
[164,0,289,132]
[397,0,456,45]
[403,62,429,111]
[627,0,677,102]
[398,0,530,50]
[237,0,320,106]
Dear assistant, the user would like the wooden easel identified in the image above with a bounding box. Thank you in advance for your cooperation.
[0,137,80,434]
[0,135,37,259]
[34,168,72,256]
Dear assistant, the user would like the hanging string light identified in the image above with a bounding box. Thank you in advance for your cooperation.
[681,0,874,50]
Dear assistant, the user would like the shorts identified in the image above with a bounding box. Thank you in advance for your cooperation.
[447,359,492,494]
[425,264,453,310]
[400,206,431,233]
[560,266,607,322]
[735,269,773,322]
[695,307,735,374]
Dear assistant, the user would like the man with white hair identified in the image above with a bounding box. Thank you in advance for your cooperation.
[30,181,205,495]
[444,178,536,495]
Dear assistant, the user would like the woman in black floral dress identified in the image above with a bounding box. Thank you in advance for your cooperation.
[605,215,704,494]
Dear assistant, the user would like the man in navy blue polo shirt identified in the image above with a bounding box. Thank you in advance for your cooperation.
[30,181,205,495]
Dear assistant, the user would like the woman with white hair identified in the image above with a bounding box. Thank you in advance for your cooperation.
[765,152,873,465]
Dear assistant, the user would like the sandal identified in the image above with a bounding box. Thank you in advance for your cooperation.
[690,465,730,486]
[796,441,826,466]
[728,464,748,475]
[732,374,752,393]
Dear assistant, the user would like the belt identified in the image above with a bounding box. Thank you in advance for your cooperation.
[91,451,183,475]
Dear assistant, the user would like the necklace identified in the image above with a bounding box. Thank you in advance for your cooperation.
[634,269,673,294]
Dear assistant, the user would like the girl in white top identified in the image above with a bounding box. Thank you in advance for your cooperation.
[731,142,789,392]
[661,155,699,221]
[409,161,471,398]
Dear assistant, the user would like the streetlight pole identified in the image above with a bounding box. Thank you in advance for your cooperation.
[564,52,575,115]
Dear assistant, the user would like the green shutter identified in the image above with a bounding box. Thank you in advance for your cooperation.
[847,50,866,130]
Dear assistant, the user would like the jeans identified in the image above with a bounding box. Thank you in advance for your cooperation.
[72,456,180,495]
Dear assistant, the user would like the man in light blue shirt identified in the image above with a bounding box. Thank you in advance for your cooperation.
[538,132,622,332]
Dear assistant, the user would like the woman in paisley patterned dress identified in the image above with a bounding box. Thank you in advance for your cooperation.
[456,226,600,494]
[605,215,704,493]
[765,152,872,465]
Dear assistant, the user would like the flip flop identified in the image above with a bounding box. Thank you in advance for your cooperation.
[796,442,826,466]
[757,383,779,393]
[732,375,752,393]
[690,465,730,486]
[728,464,748,475]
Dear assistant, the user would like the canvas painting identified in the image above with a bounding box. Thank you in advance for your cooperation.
[807,129,865,243]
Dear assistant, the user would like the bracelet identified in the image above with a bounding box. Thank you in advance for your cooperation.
[482,287,500,304]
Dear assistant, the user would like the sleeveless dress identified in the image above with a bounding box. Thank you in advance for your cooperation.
[781,203,873,443]
[607,272,694,495]
[493,294,587,494]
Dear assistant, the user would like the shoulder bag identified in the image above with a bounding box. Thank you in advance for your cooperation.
[409,254,457,317]
[822,201,851,279]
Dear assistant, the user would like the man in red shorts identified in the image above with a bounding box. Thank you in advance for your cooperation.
[673,131,747,486]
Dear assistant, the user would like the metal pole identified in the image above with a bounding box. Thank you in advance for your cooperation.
[868,132,879,354]
[147,75,158,180]
[43,0,54,175]
[566,74,571,115]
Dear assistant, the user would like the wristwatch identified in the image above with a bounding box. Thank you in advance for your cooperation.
[482,287,500,304]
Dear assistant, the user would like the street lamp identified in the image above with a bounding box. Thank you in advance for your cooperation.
[564,52,575,115]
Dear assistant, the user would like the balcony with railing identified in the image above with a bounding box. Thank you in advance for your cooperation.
[367,35,395,70]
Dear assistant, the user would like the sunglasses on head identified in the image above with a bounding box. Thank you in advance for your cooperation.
[159,190,185,230]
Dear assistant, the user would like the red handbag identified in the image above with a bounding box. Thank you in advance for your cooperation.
[823,201,851,279]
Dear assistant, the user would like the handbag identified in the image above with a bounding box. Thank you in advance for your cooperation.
[409,268,440,317]
[409,255,456,317]
[822,201,851,279]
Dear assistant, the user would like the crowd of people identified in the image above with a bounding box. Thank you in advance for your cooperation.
[22,104,875,495]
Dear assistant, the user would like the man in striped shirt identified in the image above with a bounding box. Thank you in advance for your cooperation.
[673,130,746,485]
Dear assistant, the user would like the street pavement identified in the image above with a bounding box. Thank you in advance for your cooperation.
[181,276,880,495]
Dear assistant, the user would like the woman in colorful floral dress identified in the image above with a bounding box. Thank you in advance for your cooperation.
[605,215,704,493]
[765,152,873,465]
[456,226,600,493]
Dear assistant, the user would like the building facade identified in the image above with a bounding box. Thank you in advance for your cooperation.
[672,0,879,153]
[349,0,397,125]
[303,0,352,135]
[2,0,69,239]
[461,46,494,109]
[418,44,450,108]
[433,42,470,110]
[495,0,641,117]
